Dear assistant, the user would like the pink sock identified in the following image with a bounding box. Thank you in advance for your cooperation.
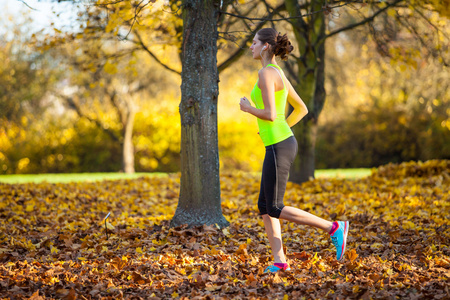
[329,222,338,235]
[274,263,288,269]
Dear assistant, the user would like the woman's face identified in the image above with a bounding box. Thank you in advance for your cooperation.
[250,34,266,60]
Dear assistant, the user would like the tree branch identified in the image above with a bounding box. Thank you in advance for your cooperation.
[324,0,404,40]
[218,3,285,73]
[56,93,121,142]
[17,0,37,10]
[133,30,181,75]
[415,6,450,42]
[396,13,449,66]
[220,0,369,22]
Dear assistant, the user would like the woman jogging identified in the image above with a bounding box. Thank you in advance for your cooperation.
[239,28,349,273]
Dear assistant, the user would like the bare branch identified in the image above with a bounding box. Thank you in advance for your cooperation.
[324,0,403,40]
[396,13,449,66]
[17,0,38,10]
[397,14,430,49]
[218,3,285,73]
[414,6,450,41]
[133,30,181,75]
[232,1,259,23]
[117,0,151,40]
[93,0,128,6]
[56,93,121,142]
[220,0,370,22]
[261,0,297,27]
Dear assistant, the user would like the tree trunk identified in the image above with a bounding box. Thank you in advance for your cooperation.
[170,0,229,228]
[285,0,326,184]
[122,108,135,174]
[291,121,318,182]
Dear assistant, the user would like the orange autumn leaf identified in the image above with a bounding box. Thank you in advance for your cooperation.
[345,248,358,263]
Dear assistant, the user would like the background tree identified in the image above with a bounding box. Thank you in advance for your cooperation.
[53,37,145,174]
[36,1,185,174]
[286,0,449,182]
[0,14,59,123]
[0,12,62,174]
[317,14,450,167]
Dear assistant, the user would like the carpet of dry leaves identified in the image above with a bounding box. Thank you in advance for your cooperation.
[0,160,449,300]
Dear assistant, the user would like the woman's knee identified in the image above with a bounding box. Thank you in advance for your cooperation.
[267,206,283,219]
[258,203,267,216]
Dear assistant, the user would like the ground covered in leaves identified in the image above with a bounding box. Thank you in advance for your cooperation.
[0,160,449,300]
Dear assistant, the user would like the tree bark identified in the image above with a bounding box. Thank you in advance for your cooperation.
[170,0,229,228]
[110,92,136,174]
[122,106,135,174]
[285,0,326,184]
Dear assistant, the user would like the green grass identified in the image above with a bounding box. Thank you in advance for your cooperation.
[315,168,372,179]
[0,169,371,184]
[0,172,168,184]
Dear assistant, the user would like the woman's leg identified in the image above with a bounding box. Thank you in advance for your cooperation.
[260,137,332,232]
[279,206,333,232]
[257,137,297,266]
[259,136,348,264]
[261,207,333,264]
[261,214,286,263]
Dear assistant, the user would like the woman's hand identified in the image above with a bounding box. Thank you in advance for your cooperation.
[239,97,252,113]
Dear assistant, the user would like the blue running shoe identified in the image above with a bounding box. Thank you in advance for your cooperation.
[330,221,349,261]
[264,264,291,273]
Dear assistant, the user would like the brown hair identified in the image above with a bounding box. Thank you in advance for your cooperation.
[256,28,294,61]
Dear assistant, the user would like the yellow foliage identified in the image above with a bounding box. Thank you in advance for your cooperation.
[17,158,30,170]
[387,8,397,17]
[50,245,59,254]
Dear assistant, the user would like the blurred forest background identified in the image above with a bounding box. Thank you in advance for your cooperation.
[0,0,449,175]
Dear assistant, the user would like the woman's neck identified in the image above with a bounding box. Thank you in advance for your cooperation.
[261,57,277,68]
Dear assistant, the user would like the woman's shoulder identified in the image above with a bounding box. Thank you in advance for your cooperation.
[258,66,280,79]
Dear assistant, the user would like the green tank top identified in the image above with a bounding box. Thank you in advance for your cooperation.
[250,64,293,147]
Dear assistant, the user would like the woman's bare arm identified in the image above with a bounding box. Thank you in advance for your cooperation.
[240,69,277,121]
[285,78,308,127]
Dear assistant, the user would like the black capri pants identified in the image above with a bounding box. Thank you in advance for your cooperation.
[258,135,298,218]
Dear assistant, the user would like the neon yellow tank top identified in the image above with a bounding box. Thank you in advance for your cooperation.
[250,64,293,147]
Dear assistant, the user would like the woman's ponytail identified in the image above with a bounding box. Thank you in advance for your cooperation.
[273,33,294,61]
